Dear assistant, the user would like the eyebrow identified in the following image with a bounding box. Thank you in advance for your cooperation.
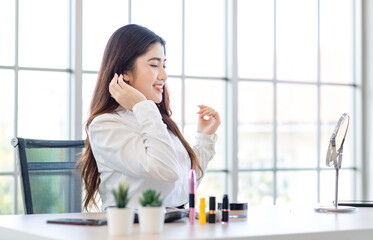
[147,57,166,62]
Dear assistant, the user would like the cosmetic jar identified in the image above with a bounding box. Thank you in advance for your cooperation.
[218,202,248,218]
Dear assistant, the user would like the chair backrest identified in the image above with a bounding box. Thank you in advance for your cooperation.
[11,137,85,214]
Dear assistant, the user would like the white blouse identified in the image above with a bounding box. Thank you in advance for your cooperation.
[88,100,217,210]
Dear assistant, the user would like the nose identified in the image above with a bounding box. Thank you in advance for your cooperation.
[158,66,167,82]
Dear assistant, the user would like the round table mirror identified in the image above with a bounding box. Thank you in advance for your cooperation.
[315,113,357,213]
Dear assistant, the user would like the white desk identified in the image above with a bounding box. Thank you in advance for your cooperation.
[1,205,373,240]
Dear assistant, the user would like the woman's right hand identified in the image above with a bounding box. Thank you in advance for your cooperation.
[109,73,146,110]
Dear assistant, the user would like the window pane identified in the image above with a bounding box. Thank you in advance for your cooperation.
[83,0,129,71]
[0,176,13,214]
[238,172,273,205]
[277,171,317,204]
[320,85,354,123]
[238,82,273,123]
[320,86,354,168]
[277,0,317,82]
[238,0,274,79]
[82,73,97,124]
[278,125,317,168]
[0,0,14,66]
[18,71,69,139]
[184,79,226,169]
[320,0,353,83]
[17,177,24,214]
[167,78,182,128]
[0,70,14,172]
[132,0,182,76]
[185,0,225,77]
[277,84,317,168]
[320,169,355,204]
[184,79,226,124]
[19,0,69,68]
[196,172,226,204]
[82,73,97,139]
[238,82,273,168]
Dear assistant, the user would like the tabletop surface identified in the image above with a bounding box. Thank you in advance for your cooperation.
[1,205,373,240]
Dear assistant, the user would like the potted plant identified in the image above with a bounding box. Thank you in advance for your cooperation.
[106,182,134,235]
[138,189,165,233]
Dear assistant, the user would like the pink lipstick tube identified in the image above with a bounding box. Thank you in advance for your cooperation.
[189,169,196,224]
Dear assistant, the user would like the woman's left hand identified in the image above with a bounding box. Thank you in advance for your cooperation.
[197,105,221,135]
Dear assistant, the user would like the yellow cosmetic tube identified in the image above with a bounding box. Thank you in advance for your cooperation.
[199,198,206,224]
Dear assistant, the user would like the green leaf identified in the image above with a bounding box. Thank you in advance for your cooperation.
[139,189,163,207]
[112,182,131,208]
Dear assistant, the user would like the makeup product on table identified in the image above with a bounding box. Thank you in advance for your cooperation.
[222,194,229,223]
[218,202,248,218]
[189,170,196,224]
[199,198,206,224]
[208,196,216,223]
[229,203,248,218]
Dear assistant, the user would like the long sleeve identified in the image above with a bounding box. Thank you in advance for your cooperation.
[193,132,217,180]
[89,100,180,182]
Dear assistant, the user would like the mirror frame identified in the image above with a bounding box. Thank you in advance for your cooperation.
[325,113,349,169]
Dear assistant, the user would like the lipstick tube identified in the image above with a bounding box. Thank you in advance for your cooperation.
[189,170,196,224]
[208,196,216,223]
[222,194,229,223]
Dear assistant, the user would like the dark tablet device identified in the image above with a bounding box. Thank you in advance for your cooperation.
[337,200,373,207]
[134,208,187,223]
[46,218,107,226]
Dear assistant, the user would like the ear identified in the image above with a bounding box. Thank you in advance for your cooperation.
[122,72,131,83]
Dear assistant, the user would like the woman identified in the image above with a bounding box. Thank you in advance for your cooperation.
[78,24,220,211]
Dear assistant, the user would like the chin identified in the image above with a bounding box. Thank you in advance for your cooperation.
[152,98,162,104]
[153,95,163,104]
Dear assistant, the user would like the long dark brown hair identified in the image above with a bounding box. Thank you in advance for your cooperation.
[77,24,203,211]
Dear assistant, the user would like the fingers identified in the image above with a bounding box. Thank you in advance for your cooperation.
[197,105,218,117]
[109,73,119,97]
[196,105,221,135]
[117,74,128,88]
[197,105,219,119]
[109,73,118,88]
[109,74,126,98]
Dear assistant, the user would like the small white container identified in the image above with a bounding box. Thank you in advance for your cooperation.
[139,206,165,233]
[107,207,134,235]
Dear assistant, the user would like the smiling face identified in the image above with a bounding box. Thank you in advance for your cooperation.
[124,42,167,104]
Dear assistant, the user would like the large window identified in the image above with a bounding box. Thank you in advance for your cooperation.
[237,0,360,205]
[0,0,361,214]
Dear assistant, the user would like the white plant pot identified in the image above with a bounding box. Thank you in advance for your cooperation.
[139,206,165,233]
[106,207,134,236]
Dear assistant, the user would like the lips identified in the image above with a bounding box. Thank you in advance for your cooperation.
[153,84,164,93]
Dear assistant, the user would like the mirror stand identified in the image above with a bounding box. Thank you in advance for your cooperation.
[315,168,356,213]
[314,113,357,213]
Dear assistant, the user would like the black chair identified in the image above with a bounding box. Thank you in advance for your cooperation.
[11,137,84,214]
